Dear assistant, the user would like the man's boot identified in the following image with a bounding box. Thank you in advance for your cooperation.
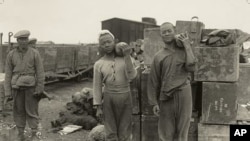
[17,127,25,141]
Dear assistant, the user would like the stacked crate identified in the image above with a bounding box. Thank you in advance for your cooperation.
[194,43,240,140]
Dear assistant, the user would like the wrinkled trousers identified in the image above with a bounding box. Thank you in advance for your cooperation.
[13,87,39,129]
[103,91,132,141]
[158,84,192,141]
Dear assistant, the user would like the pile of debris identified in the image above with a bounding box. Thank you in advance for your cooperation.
[51,87,98,131]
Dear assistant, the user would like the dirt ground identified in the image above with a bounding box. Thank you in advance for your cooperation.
[1,78,94,141]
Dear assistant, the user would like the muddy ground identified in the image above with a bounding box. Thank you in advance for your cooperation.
[1,78,94,141]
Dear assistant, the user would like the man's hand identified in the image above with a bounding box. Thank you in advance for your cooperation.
[119,42,132,56]
[4,95,13,106]
[175,32,191,47]
[153,105,160,116]
[95,105,103,121]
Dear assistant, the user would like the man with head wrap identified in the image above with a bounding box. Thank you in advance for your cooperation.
[93,30,137,141]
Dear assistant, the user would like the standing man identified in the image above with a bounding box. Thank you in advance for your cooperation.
[4,30,45,141]
[93,30,137,141]
[28,38,37,49]
[147,22,197,141]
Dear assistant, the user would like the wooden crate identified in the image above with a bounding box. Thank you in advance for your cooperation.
[141,115,159,141]
[141,68,154,115]
[131,115,140,141]
[236,64,250,121]
[198,123,229,141]
[201,82,237,124]
[194,46,239,82]
[176,20,205,47]
[143,28,165,65]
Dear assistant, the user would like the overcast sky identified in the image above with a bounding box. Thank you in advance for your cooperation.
[0,0,250,44]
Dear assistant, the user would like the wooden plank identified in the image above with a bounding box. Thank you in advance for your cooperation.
[141,115,159,141]
[131,115,140,141]
[56,46,75,73]
[143,27,165,65]
[130,67,141,114]
[75,45,89,70]
[201,82,237,124]
[198,123,229,141]
[43,46,57,72]
[194,46,239,82]
[89,44,101,65]
[141,68,154,115]
[236,64,250,121]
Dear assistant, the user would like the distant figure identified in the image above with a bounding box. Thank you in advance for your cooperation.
[130,39,144,66]
[28,38,37,49]
[93,30,137,141]
[147,22,197,141]
[4,30,45,141]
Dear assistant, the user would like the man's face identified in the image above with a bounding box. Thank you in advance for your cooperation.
[29,43,36,49]
[17,37,29,49]
[160,24,176,44]
[135,44,141,53]
[99,34,115,54]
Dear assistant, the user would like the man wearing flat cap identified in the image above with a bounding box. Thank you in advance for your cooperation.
[4,30,45,141]
[29,38,37,49]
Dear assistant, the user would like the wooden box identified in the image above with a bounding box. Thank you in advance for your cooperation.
[236,64,250,121]
[176,20,205,47]
[198,123,229,141]
[141,68,154,115]
[194,46,239,82]
[143,28,165,65]
[131,115,140,141]
[201,82,237,124]
[141,115,159,141]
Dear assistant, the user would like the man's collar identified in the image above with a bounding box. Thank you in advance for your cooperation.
[17,46,29,53]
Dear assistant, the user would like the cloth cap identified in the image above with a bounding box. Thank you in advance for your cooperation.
[98,30,114,40]
[29,38,37,44]
[14,30,30,38]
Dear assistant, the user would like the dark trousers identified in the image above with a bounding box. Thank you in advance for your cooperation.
[158,84,192,141]
[13,87,39,129]
[103,91,132,141]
